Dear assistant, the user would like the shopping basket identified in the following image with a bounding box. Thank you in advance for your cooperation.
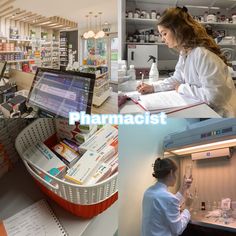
[15,118,118,218]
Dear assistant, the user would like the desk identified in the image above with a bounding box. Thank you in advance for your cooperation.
[119,80,221,118]
[0,161,118,236]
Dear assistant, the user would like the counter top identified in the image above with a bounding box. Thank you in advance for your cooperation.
[92,92,118,114]
[190,212,236,233]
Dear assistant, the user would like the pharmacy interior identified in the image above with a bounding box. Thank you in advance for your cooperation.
[118,0,236,117]
[0,0,118,119]
[119,119,236,236]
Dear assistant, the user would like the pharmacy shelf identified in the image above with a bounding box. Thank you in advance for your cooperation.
[96,72,109,79]
[126,42,236,46]
[126,17,158,24]
[0,51,23,53]
[7,59,35,63]
[126,17,236,28]
[0,161,118,236]
[126,42,166,45]
[7,38,32,42]
[94,80,110,90]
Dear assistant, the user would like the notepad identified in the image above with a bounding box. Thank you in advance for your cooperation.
[0,200,67,236]
[126,90,202,113]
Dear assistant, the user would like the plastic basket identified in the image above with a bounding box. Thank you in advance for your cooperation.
[15,118,118,218]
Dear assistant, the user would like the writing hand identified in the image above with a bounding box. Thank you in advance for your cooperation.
[136,83,154,94]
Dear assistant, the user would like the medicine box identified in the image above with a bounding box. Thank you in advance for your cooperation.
[79,125,118,154]
[23,142,67,183]
[53,142,80,167]
[65,150,103,185]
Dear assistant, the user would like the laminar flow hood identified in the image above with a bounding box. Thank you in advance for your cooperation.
[163,119,236,156]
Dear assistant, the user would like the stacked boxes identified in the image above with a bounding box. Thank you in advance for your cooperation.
[0,119,27,178]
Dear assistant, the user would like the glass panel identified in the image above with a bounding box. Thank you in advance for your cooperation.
[110,37,118,82]
[95,38,108,65]
[83,38,95,63]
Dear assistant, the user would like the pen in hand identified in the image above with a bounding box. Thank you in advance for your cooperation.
[141,72,144,85]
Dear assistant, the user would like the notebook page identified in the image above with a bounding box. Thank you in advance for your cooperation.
[3,200,66,236]
[124,91,141,102]
[139,90,200,111]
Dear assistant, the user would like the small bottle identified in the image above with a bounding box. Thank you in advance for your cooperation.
[204,11,208,22]
[128,65,136,80]
[193,188,199,214]
[201,202,206,211]
[206,200,211,211]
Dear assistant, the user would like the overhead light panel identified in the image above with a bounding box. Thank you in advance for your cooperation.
[164,138,236,156]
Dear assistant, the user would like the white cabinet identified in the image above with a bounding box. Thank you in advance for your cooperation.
[127,44,157,68]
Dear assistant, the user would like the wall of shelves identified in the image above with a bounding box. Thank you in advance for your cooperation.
[124,1,236,66]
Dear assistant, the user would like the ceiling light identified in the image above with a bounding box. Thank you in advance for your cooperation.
[95,12,105,39]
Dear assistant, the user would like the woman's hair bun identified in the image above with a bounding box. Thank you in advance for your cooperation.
[182,6,188,13]
[176,6,188,13]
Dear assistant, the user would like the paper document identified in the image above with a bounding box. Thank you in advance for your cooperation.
[126,90,202,112]
[124,91,141,102]
[0,200,67,236]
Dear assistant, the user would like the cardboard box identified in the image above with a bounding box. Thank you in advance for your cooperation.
[79,125,118,154]
[53,142,80,167]
[65,150,103,185]
[23,142,67,183]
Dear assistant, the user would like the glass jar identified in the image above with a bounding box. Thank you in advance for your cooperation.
[128,11,133,19]
[151,10,157,19]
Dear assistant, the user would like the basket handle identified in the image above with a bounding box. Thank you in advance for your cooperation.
[23,159,59,191]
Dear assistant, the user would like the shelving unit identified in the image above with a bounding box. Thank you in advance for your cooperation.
[80,65,111,107]
[125,10,236,69]
[93,66,111,107]
[60,32,68,69]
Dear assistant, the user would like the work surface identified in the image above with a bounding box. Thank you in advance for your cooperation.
[190,211,236,233]
[92,92,118,114]
[119,80,221,118]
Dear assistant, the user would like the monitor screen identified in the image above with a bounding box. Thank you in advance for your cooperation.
[28,68,96,118]
[0,61,7,79]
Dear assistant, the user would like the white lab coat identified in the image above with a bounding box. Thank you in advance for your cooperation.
[142,182,190,236]
[153,47,236,117]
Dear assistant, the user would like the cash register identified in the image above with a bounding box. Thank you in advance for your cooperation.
[0,61,17,103]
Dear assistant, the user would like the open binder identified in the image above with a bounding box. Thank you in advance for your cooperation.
[125,90,204,114]
[0,199,68,236]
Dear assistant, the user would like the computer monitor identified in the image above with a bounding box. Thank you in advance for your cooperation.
[28,68,96,118]
[0,61,7,80]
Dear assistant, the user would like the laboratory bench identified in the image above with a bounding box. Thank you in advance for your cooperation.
[0,161,118,236]
[181,212,236,236]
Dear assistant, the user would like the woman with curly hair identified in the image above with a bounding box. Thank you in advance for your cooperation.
[142,158,193,236]
[137,7,236,117]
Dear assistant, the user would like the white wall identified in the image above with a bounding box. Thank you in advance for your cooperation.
[118,119,196,236]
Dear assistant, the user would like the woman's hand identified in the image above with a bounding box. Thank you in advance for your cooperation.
[175,83,180,92]
[137,83,154,94]
[179,175,193,196]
